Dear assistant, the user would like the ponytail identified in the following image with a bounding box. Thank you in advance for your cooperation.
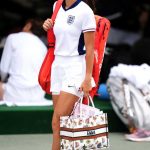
[83,0,96,13]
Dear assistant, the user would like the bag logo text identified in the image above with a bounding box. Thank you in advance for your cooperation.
[87,130,96,136]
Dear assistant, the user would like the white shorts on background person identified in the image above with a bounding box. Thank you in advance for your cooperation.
[2,83,45,102]
[50,55,95,97]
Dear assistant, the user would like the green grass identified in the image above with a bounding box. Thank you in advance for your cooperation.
[0,95,127,134]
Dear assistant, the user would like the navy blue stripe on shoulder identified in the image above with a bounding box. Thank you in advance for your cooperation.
[78,33,86,55]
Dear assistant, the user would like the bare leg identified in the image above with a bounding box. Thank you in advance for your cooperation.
[0,82,4,100]
[52,91,78,150]
[52,95,59,109]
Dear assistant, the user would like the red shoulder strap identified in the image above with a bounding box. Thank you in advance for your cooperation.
[51,0,64,21]
[47,0,63,46]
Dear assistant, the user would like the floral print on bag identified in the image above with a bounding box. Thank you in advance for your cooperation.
[60,114,109,150]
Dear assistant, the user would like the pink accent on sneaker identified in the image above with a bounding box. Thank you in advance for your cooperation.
[125,129,150,142]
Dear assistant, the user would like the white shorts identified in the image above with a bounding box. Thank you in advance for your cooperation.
[50,55,95,97]
[2,83,45,102]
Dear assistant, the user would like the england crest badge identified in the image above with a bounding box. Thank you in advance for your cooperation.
[67,15,75,25]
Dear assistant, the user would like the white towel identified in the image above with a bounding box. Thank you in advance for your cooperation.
[109,63,150,89]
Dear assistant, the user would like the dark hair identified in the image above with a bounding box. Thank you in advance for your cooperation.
[83,0,96,13]
[25,18,45,37]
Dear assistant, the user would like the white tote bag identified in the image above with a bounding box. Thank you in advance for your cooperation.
[60,96,109,150]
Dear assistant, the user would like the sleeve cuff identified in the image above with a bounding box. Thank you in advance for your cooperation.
[82,28,96,33]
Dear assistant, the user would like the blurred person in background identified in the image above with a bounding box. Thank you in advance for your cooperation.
[131,4,150,66]
[137,4,150,38]
[0,18,47,103]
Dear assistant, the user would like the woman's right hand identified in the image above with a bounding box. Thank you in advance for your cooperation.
[43,19,54,31]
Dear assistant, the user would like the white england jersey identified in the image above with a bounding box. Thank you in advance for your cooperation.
[53,0,96,56]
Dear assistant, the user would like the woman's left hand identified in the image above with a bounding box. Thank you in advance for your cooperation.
[80,76,92,97]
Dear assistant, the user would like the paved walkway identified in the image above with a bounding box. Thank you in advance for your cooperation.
[0,133,150,150]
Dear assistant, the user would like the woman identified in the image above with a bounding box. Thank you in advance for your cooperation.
[0,19,47,103]
[43,0,96,149]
